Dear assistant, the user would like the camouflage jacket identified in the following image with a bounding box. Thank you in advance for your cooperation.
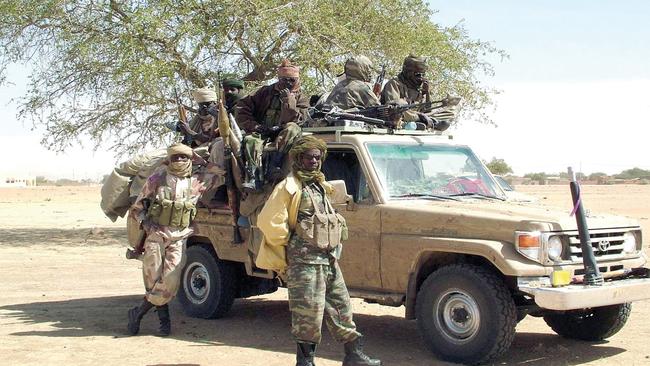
[324,78,380,111]
[130,166,207,236]
[235,83,310,134]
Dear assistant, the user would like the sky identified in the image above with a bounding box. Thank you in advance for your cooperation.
[1,0,650,179]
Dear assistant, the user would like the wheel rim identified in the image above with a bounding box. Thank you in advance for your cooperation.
[183,261,211,305]
[434,288,481,344]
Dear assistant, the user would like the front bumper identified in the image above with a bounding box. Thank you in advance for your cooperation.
[518,277,650,310]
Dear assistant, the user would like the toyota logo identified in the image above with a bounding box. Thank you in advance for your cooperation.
[598,240,611,253]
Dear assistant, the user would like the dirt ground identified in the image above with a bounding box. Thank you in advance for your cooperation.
[1,185,649,366]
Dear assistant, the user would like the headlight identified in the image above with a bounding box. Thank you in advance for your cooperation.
[547,235,564,261]
[515,231,541,261]
[622,232,638,253]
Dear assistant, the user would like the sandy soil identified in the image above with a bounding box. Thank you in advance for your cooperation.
[1,185,649,366]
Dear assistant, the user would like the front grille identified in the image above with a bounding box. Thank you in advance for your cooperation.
[567,230,626,261]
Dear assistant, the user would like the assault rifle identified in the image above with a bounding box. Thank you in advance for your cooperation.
[372,65,386,97]
[355,95,461,121]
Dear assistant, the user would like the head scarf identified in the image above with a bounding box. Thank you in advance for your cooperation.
[192,87,217,103]
[277,59,300,78]
[166,143,193,177]
[399,55,429,89]
[222,79,244,89]
[344,55,374,83]
[289,136,327,184]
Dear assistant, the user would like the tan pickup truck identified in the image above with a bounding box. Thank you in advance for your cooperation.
[168,126,650,365]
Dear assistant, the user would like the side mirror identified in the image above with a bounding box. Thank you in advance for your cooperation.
[327,180,352,205]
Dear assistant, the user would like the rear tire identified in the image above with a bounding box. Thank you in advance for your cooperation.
[543,303,631,341]
[177,245,236,319]
[416,264,516,365]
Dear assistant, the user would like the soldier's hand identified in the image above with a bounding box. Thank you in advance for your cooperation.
[206,103,219,117]
[418,112,436,129]
[279,88,296,108]
[421,80,430,95]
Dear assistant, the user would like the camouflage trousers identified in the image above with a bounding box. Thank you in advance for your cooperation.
[141,231,186,306]
[286,260,362,344]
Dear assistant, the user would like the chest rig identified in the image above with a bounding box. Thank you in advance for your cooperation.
[146,174,196,228]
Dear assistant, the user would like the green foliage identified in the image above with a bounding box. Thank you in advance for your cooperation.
[587,172,608,180]
[524,172,547,185]
[0,0,504,154]
[615,167,650,179]
[485,157,512,175]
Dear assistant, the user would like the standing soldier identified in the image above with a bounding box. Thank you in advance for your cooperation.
[256,136,381,366]
[381,55,452,131]
[236,60,309,191]
[127,143,206,336]
[325,56,380,110]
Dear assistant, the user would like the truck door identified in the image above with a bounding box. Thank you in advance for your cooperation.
[322,148,382,290]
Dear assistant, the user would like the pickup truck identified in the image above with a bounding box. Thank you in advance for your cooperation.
[136,126,650,365]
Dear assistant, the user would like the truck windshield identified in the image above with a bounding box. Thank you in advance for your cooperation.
[366,143,504,200]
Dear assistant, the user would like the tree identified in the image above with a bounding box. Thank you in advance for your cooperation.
[615,167,650,179]
[588,172,608,180]
[485,157,512,175]
[0,0,505,155]
[524,172,547,185]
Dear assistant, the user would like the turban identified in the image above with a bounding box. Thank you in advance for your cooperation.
[222,79,244,89]
[167,143,193,158]
[402,55,428,73]
[289,136,327,183]
[277,59,300,78]
[192,87,217,103]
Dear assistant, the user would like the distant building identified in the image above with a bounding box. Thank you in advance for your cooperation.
[0,176,36,187]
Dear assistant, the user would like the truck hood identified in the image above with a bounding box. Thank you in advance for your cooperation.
[380,198,639,243]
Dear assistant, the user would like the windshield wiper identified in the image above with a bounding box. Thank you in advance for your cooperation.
[448,192,505,201]
[392,193,460,201]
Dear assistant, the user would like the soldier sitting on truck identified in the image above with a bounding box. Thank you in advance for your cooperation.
[256,136,381,366]
[236,60,310,192]
[324,56,381,111]
[381,55,454,131]
[126,143,209,337]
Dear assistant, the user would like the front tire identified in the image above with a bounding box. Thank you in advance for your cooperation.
[177,245,237,319]
[543,303,631,341]
[416,264,516,365]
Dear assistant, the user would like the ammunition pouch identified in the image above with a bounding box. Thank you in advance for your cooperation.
[295,186,348,250]
[147,198,196,228]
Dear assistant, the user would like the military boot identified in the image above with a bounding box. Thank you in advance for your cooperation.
[296,342,317,366]
[342,337,381,366]
[156,304,171,336]
[127,298,153,335]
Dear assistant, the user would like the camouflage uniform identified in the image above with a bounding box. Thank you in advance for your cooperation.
[286,183,361,344]
[131,167,206,306]
[325,56,380,111]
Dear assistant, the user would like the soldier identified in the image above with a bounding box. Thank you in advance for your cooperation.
[381,55,452,131]
[256,136,381,366]
[178,87,219,147]
[221,78,245,116]
[236,60,309,191]
[325,56,380,110]
[127,143,207,336]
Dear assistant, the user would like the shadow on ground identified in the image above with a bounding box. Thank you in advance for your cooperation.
[0,295,627,365]
[0,227,126,247]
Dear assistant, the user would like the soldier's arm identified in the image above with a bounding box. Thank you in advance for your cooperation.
[279,92,309,125]
[235,93,259,134]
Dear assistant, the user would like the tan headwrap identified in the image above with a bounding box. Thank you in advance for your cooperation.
[289,136,327,184]
[402,55,428,73]
[192,87,217,103]
[166,143,193,177]
[344,55,374,83]
[277,59,300,78]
